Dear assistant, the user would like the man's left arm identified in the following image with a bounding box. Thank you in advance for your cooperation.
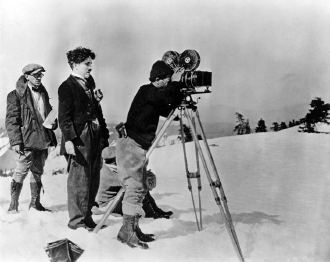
[146,81,184,108]
[96,103,110,150]
[87,75,109,150]
[159,106,175,118]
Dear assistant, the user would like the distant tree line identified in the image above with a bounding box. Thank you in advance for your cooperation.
[233,97,330,135]
[0,169,14,177]
[178,124,202,142]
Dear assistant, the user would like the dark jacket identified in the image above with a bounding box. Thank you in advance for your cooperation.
[5,75,57,149]
[58,75,109,155]
[125,81,184,150]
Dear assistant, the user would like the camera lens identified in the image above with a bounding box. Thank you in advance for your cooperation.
[182,71,212,88]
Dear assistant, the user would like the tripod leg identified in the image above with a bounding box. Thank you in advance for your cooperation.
[194,109,243,254]
[191,111,203,230]
[93,187,125,233]
[95,111,175,233]
[184,107,245,262]
[146,109,176,160]
[179,111,201,231]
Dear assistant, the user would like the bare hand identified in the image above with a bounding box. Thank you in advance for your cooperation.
[51,119,58,130]
[171,67,185,82]
[94,89,103,102]
[65,141,76,156]
[13,144,24,155]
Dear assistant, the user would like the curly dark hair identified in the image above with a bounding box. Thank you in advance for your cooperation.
[66,46,96,69]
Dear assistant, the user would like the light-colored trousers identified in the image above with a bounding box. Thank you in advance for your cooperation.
[13,149,48,183]
[116,136,148,216]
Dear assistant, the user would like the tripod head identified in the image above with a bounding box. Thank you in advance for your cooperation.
[176,88,210,111]
[177,99,198,111]
[181,85,211,95]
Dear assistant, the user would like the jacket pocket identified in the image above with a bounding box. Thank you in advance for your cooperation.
[20,123,30,137]
[21,120,37,148]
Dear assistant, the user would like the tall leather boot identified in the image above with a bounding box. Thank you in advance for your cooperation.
[117,214,149,249]
[135,215,156,242]
[143,196,162,219]
[143,192,173,219]
[29,182,51,212]
[8,180,23,214]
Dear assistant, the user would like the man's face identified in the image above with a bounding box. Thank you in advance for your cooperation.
[156,77,170,88]
[26,72,44,87]
[73,56,93,79]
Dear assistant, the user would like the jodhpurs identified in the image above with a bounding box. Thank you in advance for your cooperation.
[116,136,148,216]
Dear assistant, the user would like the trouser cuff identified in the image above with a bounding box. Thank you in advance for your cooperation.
[122,200,145,217]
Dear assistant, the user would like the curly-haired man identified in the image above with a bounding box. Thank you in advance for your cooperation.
[58,47,109,231]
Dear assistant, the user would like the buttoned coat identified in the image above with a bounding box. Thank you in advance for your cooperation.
[58,75,109,155]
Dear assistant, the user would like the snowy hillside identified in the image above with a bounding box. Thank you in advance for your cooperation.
[0,136,9,157]
[1,129,330,262]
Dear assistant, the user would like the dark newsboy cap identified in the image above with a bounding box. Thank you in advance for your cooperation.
[149,60,172,82]
[22,63,46,75]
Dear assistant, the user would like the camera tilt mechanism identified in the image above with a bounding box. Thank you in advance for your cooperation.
[94,50,244,262]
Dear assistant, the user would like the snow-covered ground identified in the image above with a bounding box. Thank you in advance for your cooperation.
[1,127,330,262]
[314,123,330,133]
[0,136,9,157]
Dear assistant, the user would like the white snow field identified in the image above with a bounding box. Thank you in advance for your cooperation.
[1,127,330,262]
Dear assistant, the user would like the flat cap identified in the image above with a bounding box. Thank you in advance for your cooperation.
[22,63,45,75]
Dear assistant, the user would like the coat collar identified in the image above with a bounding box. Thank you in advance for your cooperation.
[16,75,47,97]
[67,75,97,104]
[67,74,95,89]
[15,75,49,124]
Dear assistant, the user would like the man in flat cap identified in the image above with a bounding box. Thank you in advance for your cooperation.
[58,47,109,231]
[5,63,58,214]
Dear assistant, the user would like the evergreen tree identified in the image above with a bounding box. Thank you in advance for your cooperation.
[299,97,330,133]
[179,124,193,142]
[233,112,250,135]
[245,119,251,134]
[271,122,279,131]
[233,113,244,135]
[279,122,287,130]
[255,118,267,133]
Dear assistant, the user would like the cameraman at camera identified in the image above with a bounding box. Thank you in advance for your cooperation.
[116,60,184,249]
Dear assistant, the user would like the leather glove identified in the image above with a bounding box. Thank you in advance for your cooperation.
[146,169,156,191]
[51,119,58,130]
[13,144,24,155]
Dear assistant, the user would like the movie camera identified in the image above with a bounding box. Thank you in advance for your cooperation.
[162,50,212,95]
[96,50,244,262]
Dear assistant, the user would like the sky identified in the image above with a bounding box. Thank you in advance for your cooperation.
[1,126,330,261]
[1,0,330,125]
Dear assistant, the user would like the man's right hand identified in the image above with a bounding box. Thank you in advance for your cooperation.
[171,67,185,82]
[65,141,76,156]
[13,144,24,155]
